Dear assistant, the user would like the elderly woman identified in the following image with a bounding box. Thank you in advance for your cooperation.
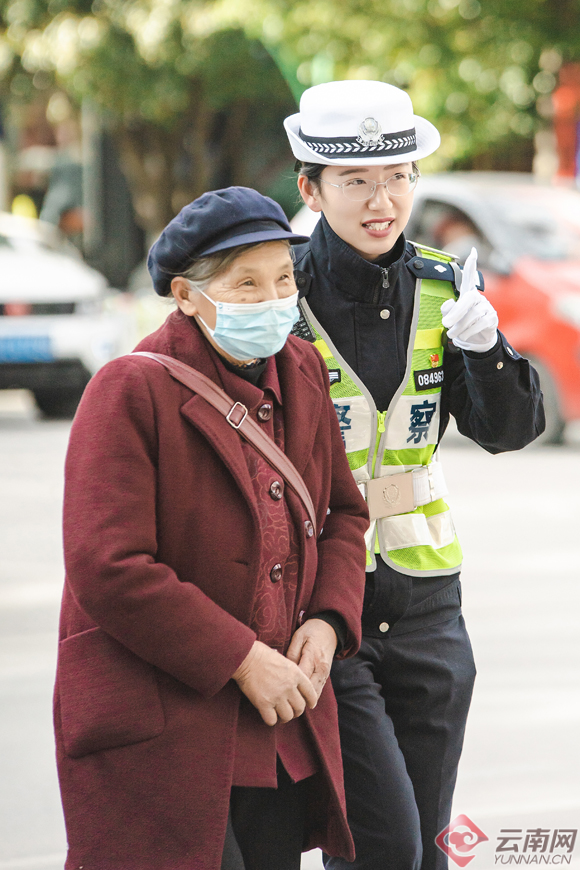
[54,187,368,870]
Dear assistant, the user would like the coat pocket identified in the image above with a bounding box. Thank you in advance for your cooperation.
[58,627,165,758]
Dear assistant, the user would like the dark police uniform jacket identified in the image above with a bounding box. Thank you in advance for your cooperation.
[293,214,545,635]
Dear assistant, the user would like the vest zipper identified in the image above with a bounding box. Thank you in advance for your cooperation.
[371,411,386,477]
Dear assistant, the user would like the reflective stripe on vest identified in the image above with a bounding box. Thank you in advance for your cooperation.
[302,246,463,577]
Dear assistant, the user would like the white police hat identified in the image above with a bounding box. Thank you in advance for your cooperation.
[284,80,441,166]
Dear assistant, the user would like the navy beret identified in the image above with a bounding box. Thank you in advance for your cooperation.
[147,186,310,296]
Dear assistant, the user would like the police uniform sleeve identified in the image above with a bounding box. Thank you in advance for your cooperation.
[441,332,545,453]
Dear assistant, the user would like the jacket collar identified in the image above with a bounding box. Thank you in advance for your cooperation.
[133,308,321,480]
[135,308,224,384]
[212,354,283,416]
[309,214,407,303]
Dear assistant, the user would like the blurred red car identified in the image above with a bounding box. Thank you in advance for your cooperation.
[292,173,580,442]
[407,173,580,442]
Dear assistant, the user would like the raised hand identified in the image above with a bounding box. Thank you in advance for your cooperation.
[441,247,498,353]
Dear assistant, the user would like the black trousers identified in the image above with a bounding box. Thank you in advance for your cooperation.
[220,764,311,870]
[324,576,476,870]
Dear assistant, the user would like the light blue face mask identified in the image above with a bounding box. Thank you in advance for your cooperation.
[194,288,300,361]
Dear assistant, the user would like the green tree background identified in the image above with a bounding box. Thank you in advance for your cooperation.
[0,0,579,230]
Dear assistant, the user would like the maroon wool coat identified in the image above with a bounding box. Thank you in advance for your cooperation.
[54,309,369,870]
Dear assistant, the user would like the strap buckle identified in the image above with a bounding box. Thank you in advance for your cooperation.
[226,402,248,429]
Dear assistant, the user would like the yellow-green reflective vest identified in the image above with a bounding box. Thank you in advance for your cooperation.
[302,245,463,577]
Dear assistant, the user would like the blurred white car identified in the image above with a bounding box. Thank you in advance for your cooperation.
[0,213,133,417]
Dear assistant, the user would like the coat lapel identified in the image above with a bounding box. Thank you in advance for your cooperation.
[137,311,261,526]
[179,395,259,526]
[276,341,323,477]
[135,311,322,511]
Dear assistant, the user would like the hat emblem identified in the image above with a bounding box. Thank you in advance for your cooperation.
[357,117,384,146]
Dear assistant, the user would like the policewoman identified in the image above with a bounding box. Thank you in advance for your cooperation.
[283,81,545,870]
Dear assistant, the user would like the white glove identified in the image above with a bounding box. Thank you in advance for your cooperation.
[440,247,498,353]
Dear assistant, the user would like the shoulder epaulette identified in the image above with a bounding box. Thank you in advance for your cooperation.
[406,242,484,291]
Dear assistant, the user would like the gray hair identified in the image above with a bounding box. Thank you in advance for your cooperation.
[178,240,293,297]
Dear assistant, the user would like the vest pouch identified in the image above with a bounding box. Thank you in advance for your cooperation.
[57,626,165,758]
[366,472,415,520]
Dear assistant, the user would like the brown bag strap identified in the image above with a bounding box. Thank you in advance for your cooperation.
[131,352,317,532]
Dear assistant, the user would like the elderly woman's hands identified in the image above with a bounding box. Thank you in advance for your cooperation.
[232,640,318,726]
[232,620,337,726]
[286,619,338,700]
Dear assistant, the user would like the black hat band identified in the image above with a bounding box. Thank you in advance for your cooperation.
[299,127,416,159]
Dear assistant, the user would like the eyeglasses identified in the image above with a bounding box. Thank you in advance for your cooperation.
[319,171,420,202]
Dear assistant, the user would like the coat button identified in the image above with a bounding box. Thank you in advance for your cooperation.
[304,520,314,537]
[506,346,514,356]
[296,275,307,287]
[497,361,504,370]
[413,259,424,269]
[257,403,272,421]
[269,480,283,500]
[380,309,391,320]
[379,622,390,633]
[270,563,283,583]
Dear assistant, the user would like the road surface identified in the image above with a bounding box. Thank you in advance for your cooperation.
[0,392,578,870]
